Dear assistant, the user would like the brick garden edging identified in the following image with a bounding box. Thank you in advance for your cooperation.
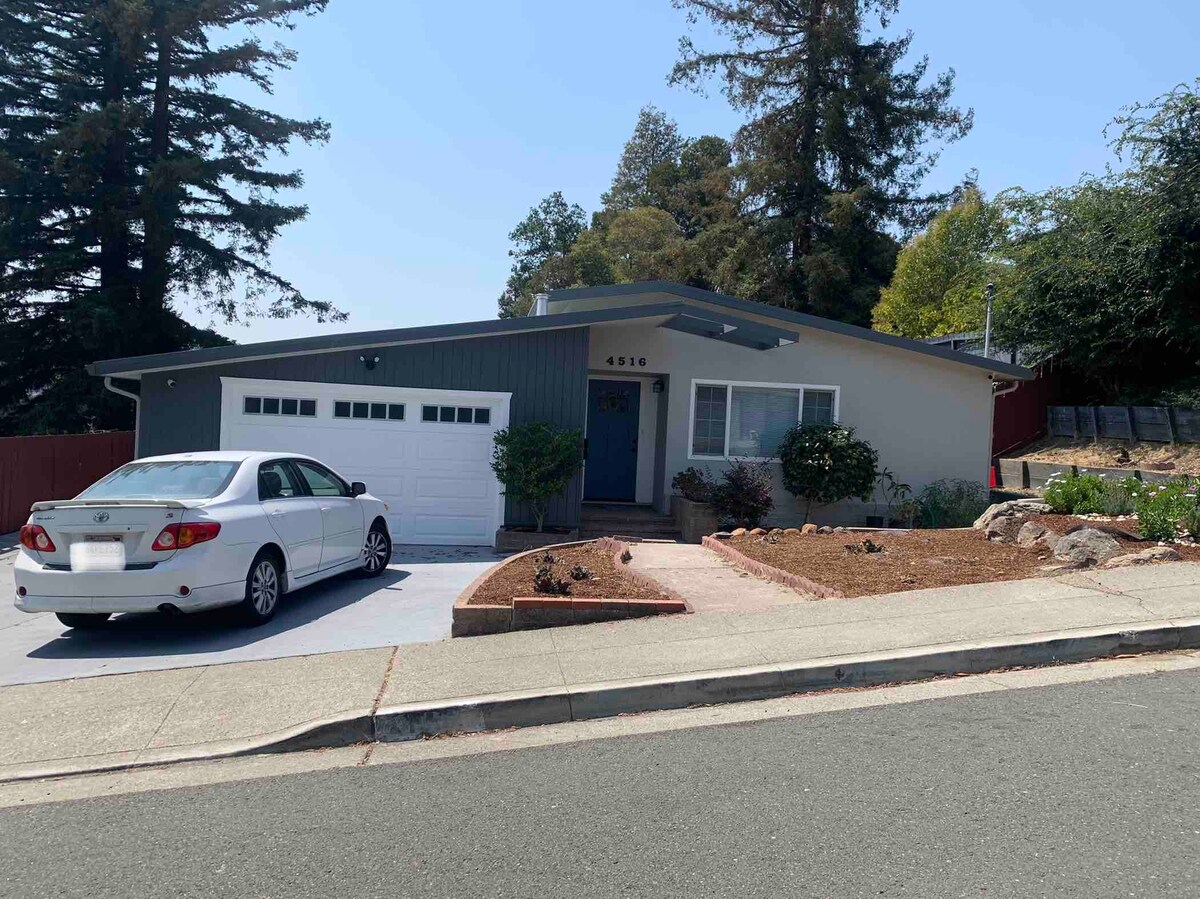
[701,535,844,599]
[451,536,690,637]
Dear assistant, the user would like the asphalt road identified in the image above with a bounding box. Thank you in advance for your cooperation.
[0,544,503,685]
[4,668,1200,898]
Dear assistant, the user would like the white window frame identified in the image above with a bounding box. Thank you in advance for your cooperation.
[687,378,841,462]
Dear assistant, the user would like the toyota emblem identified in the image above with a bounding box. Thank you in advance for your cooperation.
[93,511,110,523]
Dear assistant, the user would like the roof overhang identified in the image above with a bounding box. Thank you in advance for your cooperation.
[659,311,797,350]
[549,282,1034,380]
[86,302,688,378]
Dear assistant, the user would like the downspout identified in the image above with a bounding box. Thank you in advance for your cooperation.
[103,376,141,457]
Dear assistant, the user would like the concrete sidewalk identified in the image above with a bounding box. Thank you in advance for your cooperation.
[4,560,1200,782]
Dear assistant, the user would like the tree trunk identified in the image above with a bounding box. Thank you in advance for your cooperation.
[789,0,827,312]
[97,24,137,345]
[140,5,175,348]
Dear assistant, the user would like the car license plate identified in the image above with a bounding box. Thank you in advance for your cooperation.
[72,536,125,571]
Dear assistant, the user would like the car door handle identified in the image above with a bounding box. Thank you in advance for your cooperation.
[270,510,282,517]
[320,506,332,513]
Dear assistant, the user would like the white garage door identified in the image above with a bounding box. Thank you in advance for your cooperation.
[218,377,510,546]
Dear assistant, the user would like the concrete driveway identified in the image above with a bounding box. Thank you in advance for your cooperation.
[0,542,503,686]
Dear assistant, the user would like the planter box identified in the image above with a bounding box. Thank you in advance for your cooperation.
[671,495,720,544]
[452,536,689,637]
[996,458,1028,489]
[494,527,579,553]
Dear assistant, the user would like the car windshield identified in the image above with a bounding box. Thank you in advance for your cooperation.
[77,461,241,501]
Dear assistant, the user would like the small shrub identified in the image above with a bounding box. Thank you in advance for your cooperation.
[711,459,774,529]
[778,423,879,524]
[491,422,583,532]
[1100,476,1140,516]
[1131,478,1196,541]
[672,466,716,503]
[1182,489,1200,538]
[569,565,592,581]
[1044,472,1105,515]
[619,548,632,564]
[533,553,571,595]
[915,478,989,528]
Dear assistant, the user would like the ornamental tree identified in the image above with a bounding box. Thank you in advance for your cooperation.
[778,423,879,524]
[490,422,583,532]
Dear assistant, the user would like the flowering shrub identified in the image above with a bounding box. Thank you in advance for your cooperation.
[671,466,716,503]
[1043,471,1106,515]
[1130,479,1198,541]
[711,459,774,529]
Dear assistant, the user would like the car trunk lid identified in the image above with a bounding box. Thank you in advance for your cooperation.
[27,500,202,569]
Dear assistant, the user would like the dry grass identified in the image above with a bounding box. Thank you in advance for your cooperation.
[1015,437,1200,474]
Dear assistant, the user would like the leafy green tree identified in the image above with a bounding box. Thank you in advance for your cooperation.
[995,81,1200,397]
[873,186,1012,338]
[671,0,972,325]
[490,422,583,532]
[497,192,586,318]
[601,104,685,211]
[0,0,339,435]
[779,423,879,524]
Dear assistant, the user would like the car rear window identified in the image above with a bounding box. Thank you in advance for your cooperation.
[77,461,241,500]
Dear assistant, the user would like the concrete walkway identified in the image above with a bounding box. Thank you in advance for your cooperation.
[629,542,805,611]
[5,559,1200,782]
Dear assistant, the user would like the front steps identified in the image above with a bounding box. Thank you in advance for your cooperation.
[579,503,682,542]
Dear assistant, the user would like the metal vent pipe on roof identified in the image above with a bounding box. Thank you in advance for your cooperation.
[532,293,549,316]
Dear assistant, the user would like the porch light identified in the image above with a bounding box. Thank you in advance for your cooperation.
[652,379,664,394]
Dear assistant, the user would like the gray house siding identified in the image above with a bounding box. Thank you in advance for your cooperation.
[137,327,590,528]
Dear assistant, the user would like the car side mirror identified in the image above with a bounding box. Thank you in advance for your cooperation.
[351,481,367,497]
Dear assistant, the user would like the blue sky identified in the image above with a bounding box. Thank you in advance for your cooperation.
[186,0,1200,344]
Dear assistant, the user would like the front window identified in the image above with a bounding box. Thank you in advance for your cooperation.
[690,381,839,459]
[78,461,240,500]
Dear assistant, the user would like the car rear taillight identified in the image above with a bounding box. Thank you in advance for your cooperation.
[19,524,57,553]
[152,522,221,551]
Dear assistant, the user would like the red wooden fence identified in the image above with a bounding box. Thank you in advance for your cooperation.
[0,431,135,534]
[992,364,1063,457]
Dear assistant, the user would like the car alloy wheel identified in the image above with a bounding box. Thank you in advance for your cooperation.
[251,559,279,615]
[362,529,389,573]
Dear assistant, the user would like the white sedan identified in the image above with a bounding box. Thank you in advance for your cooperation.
[13,451,392,629]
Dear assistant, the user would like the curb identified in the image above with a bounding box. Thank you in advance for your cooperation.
[7,618,1200,785]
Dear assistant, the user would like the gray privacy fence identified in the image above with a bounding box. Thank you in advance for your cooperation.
[1048,406,1200,443]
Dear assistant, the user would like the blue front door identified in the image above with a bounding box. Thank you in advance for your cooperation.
[584,379,640,501]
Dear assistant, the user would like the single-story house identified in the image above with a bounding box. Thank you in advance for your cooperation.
[88,281,1031,545]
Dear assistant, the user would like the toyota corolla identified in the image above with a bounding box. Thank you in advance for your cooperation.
[13,451,392,629]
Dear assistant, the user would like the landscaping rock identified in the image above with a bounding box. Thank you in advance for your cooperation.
[973,499,1051,531]
[1102,546,1183,569]
[816,526,834,535]
[749,527,767,536]
[833,527,848,533]
[783,528,801,536]
[1016,521,1047,547]
[800,523,818,535]
[730,528,747,537]
[1040,561,1086,574]
[1052,528,1122,566]
[985,513,1027,543]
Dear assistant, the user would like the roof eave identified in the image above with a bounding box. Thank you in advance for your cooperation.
[548,282,1035,380]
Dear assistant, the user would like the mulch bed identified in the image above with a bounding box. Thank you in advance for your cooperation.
[468,542,670,607]
[725,517,1200,600]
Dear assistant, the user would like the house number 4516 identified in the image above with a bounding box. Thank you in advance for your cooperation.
[606,356,647,367]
